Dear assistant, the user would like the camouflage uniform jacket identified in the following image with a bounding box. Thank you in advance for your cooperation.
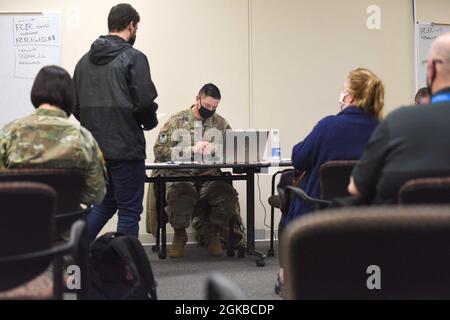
[0,108,107,206]
[153,105,232,177]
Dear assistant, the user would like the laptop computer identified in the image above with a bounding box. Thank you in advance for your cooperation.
[222,129,270,164]
[169,129,269,165]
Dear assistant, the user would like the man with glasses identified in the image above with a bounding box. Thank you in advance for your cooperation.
[148,83,245,258]
[348,33,450,204]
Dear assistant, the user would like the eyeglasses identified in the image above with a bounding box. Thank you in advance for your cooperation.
[422,59,445,67]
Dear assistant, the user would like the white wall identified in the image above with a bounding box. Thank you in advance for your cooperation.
[416,0,450,23]
[0,0,444,241]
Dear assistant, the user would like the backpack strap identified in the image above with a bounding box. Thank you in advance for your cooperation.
[110,237,157,300]
[124,237,158,300]
[109,238,143,299]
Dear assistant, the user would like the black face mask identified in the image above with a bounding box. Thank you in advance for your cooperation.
[128,35,136,46]
[198,104,215,119]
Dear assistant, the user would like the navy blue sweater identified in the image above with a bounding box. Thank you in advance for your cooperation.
[282,106,379,227]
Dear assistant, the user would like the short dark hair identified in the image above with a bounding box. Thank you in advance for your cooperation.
[31,65,76,116]
[108,3,140,32]
[199,83,221,100]
[415,87,431,104]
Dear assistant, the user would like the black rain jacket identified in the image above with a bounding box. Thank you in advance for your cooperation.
[74,35,158,160]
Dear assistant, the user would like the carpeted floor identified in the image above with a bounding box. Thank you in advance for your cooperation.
[145,241,282,300]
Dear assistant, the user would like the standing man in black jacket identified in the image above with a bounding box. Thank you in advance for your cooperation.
[74,3,158,241]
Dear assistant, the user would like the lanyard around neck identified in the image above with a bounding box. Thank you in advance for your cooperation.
[432,92,450,103]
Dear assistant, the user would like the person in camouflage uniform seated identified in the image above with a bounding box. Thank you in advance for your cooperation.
[149,83,245,258]
[0,65,106,206]
[0,65,106,298]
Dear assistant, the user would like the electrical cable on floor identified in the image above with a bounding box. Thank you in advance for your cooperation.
[257,173,277,242]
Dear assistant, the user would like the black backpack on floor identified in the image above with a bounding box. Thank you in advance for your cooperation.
[89,232,157,300]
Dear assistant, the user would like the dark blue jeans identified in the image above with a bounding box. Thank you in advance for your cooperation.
[87,160,145,242]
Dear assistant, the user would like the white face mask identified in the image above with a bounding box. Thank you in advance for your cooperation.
[339,92,349,109]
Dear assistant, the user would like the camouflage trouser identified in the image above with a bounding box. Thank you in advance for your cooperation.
[165,180,245,248]
[166,181,237,229]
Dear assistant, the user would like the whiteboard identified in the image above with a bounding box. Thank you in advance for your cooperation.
[0,13,61,128]
[415,22,450,91]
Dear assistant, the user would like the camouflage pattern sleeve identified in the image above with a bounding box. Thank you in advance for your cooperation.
[0,121,17,170]
[0,128,7,170]
[154,118,199,163]
[225,118,232,130]
[153,119,175,162]
[79,128,107,206]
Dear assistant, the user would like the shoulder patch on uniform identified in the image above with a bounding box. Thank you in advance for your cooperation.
[158,132,169,144]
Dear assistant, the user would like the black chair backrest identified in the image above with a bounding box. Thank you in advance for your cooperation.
[0,168,83,214]
[399,177,450,204]
[319,161,358,200]
[0,182,56,291]
[282,206,450,300]
[277,169,296,199]
[205,273,247,300]
[0,169,84,234]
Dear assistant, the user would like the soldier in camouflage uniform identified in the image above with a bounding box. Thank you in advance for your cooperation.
[0,65,106,206]
[152,83,244,258]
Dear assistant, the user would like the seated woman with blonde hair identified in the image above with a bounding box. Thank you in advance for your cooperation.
[276,68,385,296]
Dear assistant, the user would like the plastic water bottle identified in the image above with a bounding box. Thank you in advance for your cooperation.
[271,129,281,161]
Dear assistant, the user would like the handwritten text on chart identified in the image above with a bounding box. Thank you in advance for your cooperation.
[14,17,58,46]
[16,47,47,65]
[420,26,444,41]
[16,35,56,45]
[13,15,60,79]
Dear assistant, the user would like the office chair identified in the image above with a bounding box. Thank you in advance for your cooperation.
[282,160,358,213]
[205,273,247,300]
[0,168,90,299]
[319,161,359,201]
[267,169,298,256]
[399,177,450,204]
[0,168,87,233]
[268,169,298,212]
[282,206,450,299]
[0,182,85,300]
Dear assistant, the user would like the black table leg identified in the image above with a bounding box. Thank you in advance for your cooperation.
[152,182,161,254]
[152,223,160,253]
[158,180,167,259]
[246,170,266,267]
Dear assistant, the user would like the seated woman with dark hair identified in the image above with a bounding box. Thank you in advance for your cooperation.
[0,65,106,299]
[0,65,106,206]
[276,68,385,296]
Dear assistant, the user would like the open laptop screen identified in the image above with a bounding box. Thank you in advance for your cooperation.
[223,130,269,164]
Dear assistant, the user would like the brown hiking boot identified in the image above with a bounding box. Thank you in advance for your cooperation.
[205,224,224,257]
[169,228,188,258]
